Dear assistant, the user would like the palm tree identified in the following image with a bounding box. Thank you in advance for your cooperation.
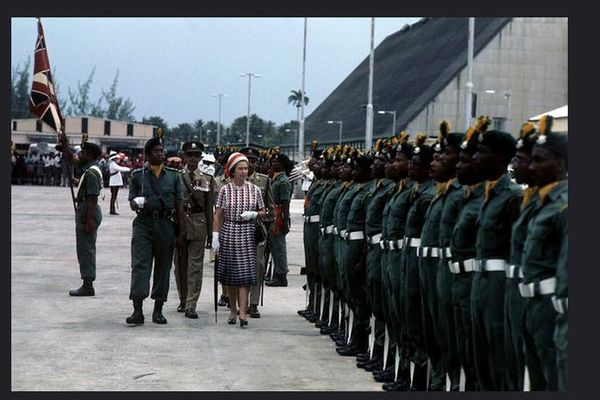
[288,89,309,123]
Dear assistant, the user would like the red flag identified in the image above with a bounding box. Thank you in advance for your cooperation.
[29,19,64,133]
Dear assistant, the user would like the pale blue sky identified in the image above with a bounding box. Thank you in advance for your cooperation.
[11,17,420,127]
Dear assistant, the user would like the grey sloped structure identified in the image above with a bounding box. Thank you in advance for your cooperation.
[305,17,567,145]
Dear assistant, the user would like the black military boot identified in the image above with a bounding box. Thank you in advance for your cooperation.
[152,300,167,324]
[69,278,95,296]
[248,304,261,318]
[265,273,288,287]
[126,299,144,324]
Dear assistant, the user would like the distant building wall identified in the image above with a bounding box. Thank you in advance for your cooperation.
[406,17,567,137]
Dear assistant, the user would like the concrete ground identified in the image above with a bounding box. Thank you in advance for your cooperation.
[11,185,382,391]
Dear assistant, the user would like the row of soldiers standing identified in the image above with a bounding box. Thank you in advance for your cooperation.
[299,115,567,391]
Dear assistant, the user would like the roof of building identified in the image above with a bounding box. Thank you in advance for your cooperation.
[305,17,512,142]
[529,105,568,121]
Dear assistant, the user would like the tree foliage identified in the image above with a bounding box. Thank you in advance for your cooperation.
[11,58,32,119]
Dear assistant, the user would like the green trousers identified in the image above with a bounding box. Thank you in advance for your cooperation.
[130,216,176,302]
[343,239,369,323]
[452,272,478,391]
[523,296,558,391]
[319,233,337,291]
[504,277,525,390]
[403,247,427,365]
[436,258,461,389]
[470,271,507,391]
[75,205,102,280]
[554,311,568,391]
[419,255,444,390]
[269,230,288,275]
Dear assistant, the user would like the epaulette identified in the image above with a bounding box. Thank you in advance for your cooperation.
[256,172,269,180]
[165,166,179,172]
[132,168,144,174]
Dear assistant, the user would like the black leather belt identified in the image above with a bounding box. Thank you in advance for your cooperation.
[231,220,254,224]
[186,207,205,214]
[137,208,175,219]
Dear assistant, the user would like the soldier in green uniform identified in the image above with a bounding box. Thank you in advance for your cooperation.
[300,152,327,322]
[336,152,375,357]
[58,133,103,297]
[553,228,568,391]
[419,122,464,390]
[265,152,293,288]
[505,122,539,389]
[520,115,567,391]
[434,124,465,391]
[471,122,522,390]
[314,150,342,331]
[330,151,357,344]
[174,140,214,319]
[242,146,274,317]
[401,134,436,390]
[317,148,347,335]
[359,140,396,371]
[126,133,185,325]
[379,134,415,389]
[448,119,488,391]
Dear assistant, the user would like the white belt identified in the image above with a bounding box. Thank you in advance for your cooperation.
[519,277,556,298]
[551,295,568,314]
[304,215,320,223]
[368,233,382,245]
[347,231,365,241]
[448,258,477,274]
[419,246,439,258]
[339,229,347,239]
[474,259,507,272]
[333,227,339,235]
[443,247,452,258]
[506,264,525,279]
[405,237,421,248]
[397,239,405,249]
[387,240,396,251]
[324,225,334,234]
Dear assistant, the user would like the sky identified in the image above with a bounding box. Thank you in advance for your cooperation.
[11,17,420,128]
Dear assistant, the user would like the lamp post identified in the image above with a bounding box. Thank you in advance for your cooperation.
[377,110,397,135]
[465,17,475,131]
[240,73,261,147]
[365,17,375,148]
[212,93,228,145]
[327,120,343,145]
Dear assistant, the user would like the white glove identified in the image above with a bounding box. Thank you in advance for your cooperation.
[212,232,220,252]
[240,211,258,221]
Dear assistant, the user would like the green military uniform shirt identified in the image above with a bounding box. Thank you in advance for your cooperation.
[521,181,568,283]
[128,165,183,210]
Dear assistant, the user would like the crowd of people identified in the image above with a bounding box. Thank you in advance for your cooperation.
[296,115,567,392]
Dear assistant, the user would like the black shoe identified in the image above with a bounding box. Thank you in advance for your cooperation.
[126,300,144,324]
[228,315,237,324]
[306,313,317,323]
[217,295,229,307]
[315,320,323,328]
[297,308,310,316]
[109,211,119,215]
[265,275,288,287]
[356,352,371,362]
[248,304,261,318]
[320,324,336,335]
[373,367,395,383]
[152,301,167,324]
[177,302,185,312]
[240,318,248,328]
[185,310,198,319]
[69,279,94,296]
[383,378,411,391]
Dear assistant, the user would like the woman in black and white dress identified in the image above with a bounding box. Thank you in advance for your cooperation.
[212,152,266,327]
[108,151,130,215]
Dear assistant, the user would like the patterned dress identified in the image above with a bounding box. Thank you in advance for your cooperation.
[216,181,265,286]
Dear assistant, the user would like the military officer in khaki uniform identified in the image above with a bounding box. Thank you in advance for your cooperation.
[174,140,215,319]
[241,146,274,318]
